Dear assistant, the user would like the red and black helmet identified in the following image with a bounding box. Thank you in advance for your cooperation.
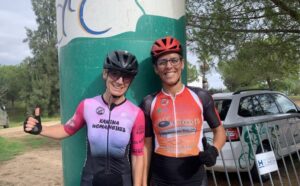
[151,36,182,60]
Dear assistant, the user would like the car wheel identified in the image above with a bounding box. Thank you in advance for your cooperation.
[251,143,271,183]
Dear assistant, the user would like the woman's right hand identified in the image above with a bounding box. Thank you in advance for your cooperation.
[23,107,42,135]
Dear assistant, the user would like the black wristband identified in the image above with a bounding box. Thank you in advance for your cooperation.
[211,145,219,157]
[23,116,42,135]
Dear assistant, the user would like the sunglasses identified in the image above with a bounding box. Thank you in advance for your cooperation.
[108,70,134,84]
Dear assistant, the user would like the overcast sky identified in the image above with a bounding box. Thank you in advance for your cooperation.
[0,1,224,88]
[0,0,36,66]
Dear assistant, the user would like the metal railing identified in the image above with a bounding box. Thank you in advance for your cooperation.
[204,114,300,186]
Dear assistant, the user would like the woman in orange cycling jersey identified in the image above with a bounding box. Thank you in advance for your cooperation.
[141,36,226,186]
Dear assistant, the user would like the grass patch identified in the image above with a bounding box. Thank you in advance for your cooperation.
[8,116,61,128]
[290,95,300,101]
[21,136,53,149]
[0,135,60,162]
[3,101,60,128]
[6,105,60,128]
[43,116,61,122]
[0,136,24,161]
[290,96,300,106]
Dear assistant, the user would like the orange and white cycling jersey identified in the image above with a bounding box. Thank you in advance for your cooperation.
[142,86,221,158]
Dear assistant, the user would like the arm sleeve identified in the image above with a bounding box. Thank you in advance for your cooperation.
[131,109,145,156]
[63,100,86,135]
[140,95,154,138]
[196,88,222,128]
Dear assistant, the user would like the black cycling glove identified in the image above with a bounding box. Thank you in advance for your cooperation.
[199,137,219,167]
[23,107,42,135]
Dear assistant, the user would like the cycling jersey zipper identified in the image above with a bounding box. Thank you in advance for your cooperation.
[105,104,114,174]
[171,96,178,157]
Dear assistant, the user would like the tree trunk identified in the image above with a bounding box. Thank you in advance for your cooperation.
[266,77,273,90]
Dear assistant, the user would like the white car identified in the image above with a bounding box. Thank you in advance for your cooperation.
[0,105,9,128]
[204,89,300,182]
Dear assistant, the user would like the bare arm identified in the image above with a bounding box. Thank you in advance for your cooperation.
[40,124,70,139]
[132,154,144,186]
[142,137,152,186]
[25,117,70,140]
[212,125,226,151]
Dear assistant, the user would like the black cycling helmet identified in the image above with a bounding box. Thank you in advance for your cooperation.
[103,50,138,76]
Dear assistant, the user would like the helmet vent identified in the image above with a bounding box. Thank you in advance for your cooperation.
[103,50,138,76]
[115,51,120,62]
[151,36,182,59]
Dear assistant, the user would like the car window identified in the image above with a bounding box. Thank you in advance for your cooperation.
[214,99,231,120]
[238,94,280,117]
[256,94,280,115]
[239,96,261,117]
[272,94,298,113]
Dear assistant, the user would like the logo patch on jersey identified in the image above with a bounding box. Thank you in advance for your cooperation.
[157,108,162,113]
[96,107,105,115]
[157,107,168,113]
[161,98,169,106]
[158,121,170,128]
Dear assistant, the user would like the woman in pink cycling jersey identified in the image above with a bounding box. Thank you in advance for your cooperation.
[24,50,145,186]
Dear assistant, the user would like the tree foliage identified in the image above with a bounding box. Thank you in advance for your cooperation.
[0,65,28,106]
[0,73,8,104]
[24,0,59,116]
[187,62,200,83]
[218,38,299,91]
[187,0,300,58]
[187,0,300,93]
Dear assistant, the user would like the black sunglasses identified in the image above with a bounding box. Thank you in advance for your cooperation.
[108,70,134,84]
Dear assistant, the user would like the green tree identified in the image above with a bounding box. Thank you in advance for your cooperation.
[24,0,59,116]
[187,62,200,83]
[187,0,300,60]
[0,77,8,104]
[218,38,299,91]
[0,65,27,107]
[187,0,300,92]
[18,58,33,104]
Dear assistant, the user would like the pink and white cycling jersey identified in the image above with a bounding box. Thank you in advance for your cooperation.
[63,95,145,185]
